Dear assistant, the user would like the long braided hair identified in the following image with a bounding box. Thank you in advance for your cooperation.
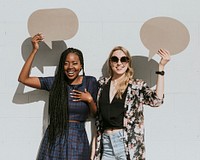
[48,47,85,149]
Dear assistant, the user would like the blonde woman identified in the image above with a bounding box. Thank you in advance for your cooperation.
[92,46,170,160]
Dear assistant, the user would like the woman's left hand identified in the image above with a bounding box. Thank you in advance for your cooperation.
[157,49,171,66]
[70,89,93,103]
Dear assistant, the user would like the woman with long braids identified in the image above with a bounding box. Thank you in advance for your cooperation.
[18,33,98,160]
[91,46,170,160]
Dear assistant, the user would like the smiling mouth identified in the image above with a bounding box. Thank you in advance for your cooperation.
[115,66,124,70]
[68,71,74,74]
[65,70,76,76]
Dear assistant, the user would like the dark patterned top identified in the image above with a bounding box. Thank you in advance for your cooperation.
[94,77,164,160]
[39,76,98,122]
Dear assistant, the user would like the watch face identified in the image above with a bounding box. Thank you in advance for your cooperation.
[160,71,165,75]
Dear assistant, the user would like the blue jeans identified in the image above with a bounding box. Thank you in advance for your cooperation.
[101,129,126,160]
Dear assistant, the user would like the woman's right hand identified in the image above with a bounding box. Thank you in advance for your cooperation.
[18,33,44,89]
[31,33,44,50]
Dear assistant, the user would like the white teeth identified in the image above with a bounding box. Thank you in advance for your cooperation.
[116,67,122,70]
[68,71,74,74]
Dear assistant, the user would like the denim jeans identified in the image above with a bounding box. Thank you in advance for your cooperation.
[101,129,126,160]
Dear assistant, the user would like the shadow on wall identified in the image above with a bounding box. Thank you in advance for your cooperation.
[101,55,159,88]
[101,17,190,86]
[12,37,67,134]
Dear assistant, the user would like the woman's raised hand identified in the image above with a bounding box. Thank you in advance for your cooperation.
[31,33,44,51]
[157,49,171,66]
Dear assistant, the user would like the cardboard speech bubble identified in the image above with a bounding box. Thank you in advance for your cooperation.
[28,8,78,49]
[140,17,190,60]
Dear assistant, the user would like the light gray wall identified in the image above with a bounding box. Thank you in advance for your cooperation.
[1,0,200,159]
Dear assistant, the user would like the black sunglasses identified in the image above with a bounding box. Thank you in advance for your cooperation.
[110,56,129,64]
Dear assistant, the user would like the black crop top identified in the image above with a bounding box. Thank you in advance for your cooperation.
[99,80,128,130]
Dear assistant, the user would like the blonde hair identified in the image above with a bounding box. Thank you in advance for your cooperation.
[107,46,134,99]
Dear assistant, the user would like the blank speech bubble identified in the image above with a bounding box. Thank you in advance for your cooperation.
[28,8,79,49]
[140,17,190,60]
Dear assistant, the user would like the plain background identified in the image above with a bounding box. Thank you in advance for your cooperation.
[0,0,200,159]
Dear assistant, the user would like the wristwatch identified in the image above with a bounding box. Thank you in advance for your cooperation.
[155,71,165,76]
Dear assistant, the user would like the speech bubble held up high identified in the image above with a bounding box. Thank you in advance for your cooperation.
[140,17,190,60]
[28,8,79,49]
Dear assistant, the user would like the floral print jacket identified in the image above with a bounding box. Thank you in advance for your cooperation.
[94,77,163,160]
